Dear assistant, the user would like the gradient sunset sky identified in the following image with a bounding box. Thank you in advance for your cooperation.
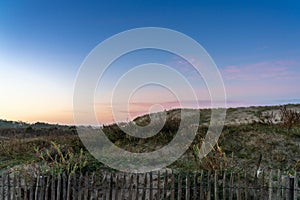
[1,0,300,125]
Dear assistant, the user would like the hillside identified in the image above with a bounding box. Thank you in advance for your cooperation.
[1,104,300,173]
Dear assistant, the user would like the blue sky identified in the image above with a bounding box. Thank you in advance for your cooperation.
[1,0,300,124]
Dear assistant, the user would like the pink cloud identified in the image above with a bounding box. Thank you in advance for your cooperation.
[221,60,298,81]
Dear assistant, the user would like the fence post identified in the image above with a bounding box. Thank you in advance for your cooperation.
[1,172,4,200]
[294,174,298,200]
[128,174,133,200]
[237,173,241,200]
[7,173,11,200]
[289,176,295,200]
[222,170,226,200]
[66,174,71,200]
[45,174,50,200]
[57,173,61,200]
[72,173,77,200]
[12,173,16,200]
[121,173,126,200]
[193,172,197,200]
[62,173,67,200]
[199,170,204,199]
[83,172,89,200]
[284,176,289,200]
[177,173,182,199]
[108,173,113,200]
[17,173,22,200]
[34,172,40,200]
[207,171,211,200]
[229,172,234,200]
[135,174,139,200]
[244,171,248,200]
[260,171,265,200]
[149,172,153,200]
[29,173,34,200]
[51,173,56,200]
[163,170,168,199]
[39,174,45,200]
[186,172,190,200]
[268,170,273,200]
[115,174,119,200]
[142,173,147,200]
[157,171,160,200]
[277,169,281,199]
[214,171,219,200]
[24,173,28,200]
[170,171,175,200]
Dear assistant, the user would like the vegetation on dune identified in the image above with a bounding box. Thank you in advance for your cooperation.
[0,104,300,175]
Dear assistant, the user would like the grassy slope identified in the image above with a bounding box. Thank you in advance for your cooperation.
[0,104,300,173]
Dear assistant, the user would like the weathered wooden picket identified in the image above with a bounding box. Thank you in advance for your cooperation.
[0,169,299,199]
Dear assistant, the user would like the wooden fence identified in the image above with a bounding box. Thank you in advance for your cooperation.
[0,169,299,199]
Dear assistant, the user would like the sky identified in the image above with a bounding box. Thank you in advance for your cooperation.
[0,0,300,124]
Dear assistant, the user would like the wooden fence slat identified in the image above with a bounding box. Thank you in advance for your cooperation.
[193,172,197,200]
[163,170,168,199]
[253,169,257,200]
[186,172,190,200]
[103,173,108,200]
[277,169,281,200]
[171,171,175,200]
[34,172,40,200]
[83,173,89,200]
[294,173,298,200]
[268,170,273,200]
[121,173,126,200]
[289,176,294,200]
[115,174,119,200]
[108,173,113,200]
[214,171,219,200]
[1,172,4,200]
[66,174,71,200]
[260,171,265,200]
[29,174,34,200]
[236,173,241,200]
[89,172,95,200]
[199,170,204,200]
[39,174,45,200]
[24,174,28,200]
[57,173,62,200]
[244,171,248,200]
[285,176,289,200]
[128,174,133,200]
[229,172,234,200]
[72,173,77,200]
[135,174,139,200]
[142,173,147,200]
[95,172,99,200]
[207,171,211,200]
[7,173,11,200]
[177,173,182,200]
[45,175,50,200]
[12,173,16,200]
[78,173,83,200]
[51,174,56,200]
[62,173,67,200]
[157,171,161,200]
[17,173,22,200]
[223,170,226,200]
[149,172,153,200]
